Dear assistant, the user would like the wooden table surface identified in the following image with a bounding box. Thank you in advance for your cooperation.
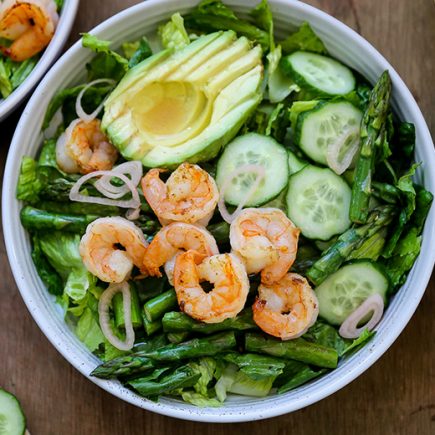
[1,0,434,434]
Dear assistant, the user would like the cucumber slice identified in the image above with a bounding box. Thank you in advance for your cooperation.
[0,389,26,435]
[315,261,389,325]
[216,133,289,206]
[295,101,363,166]
[286,165,351,240]
[281,51,355,96]
[288,150,307,175]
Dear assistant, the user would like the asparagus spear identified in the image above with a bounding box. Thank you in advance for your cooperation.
[38,200,120,216]
[144,331,237,362]
[93,332,236,379]
[245,333,338,369]
[91,353,157,379]
[350,71,392,223]
[113,286,143,329]
[278,367,328,394]
[128,366,201,397]
[167,332,190,344]
[162,309,257,334]
[143,289,178,322]
[307,205,395,285]
[142,315,163,336]
[20,206,98,233]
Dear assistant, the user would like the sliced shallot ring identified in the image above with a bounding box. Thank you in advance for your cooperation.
[326,125,360,175]
[75,78,116,123]
[218,164,266,224]
[98,282,135,351]
[95,161,143,199]
[125,206,141,221]
[69,170,140,209]
[339,293,384,339]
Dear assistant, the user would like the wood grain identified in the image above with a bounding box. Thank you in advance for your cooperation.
[0,1,434,434]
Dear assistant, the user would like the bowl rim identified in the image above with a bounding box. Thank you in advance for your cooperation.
[3,0,435,423]
[0,0,80,121]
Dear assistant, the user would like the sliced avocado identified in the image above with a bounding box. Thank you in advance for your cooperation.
[102,31,263,167]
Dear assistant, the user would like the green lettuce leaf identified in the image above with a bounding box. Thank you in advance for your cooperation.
[185,0,270,50]
[38,139,59,168]
[82,33,128,81]
[251,0,274,49]
[289,100,319,129]
[189,357,218,396]
[38,232,83,279]
[383,163,419,257]
[64,269,97,302]
[181,391,221,407]
[126,37,153,68]
[10,57,38,89]
[223,352,285,380]
[341,329,375,355]
[31,234,64,296]
[280,22,327,54]
[0,57,12,98]
[304,321,347,356]
[277,366,327,394]
[43,82,114,129]
[16,157,42,203]
[383,227,422,289]
[243,102,290,143]
[159,13,190,51]
[227,369,275,397]
[76,306,105,352]
[267,45,300,103]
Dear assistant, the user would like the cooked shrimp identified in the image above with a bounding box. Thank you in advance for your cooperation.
[230,208,300,285]
[143,222,219,284]
[173,251,249,323]
[56,118,118,174]
[253,273,319,340]
[0,0,58,61]
[79,216,148,283]
[141,163,219,226]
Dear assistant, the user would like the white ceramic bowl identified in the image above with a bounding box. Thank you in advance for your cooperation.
[0,0,79,121]
[3,0,435,423]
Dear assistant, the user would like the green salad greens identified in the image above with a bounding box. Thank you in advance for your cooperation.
[0,0,63,99]
[16,0,432,407]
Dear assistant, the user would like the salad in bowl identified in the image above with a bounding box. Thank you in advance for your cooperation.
[0,0,78,120]
[5,0,434,421]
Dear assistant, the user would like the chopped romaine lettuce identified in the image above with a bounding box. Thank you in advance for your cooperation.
[159,13,190,51]
[185,0,270,50]
[31,234,64,296]
[280,22,327,54]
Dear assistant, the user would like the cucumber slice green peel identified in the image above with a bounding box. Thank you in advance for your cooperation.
[216,133,289,206]
[281,51,356,97]
[294,100,363,167]
[0,388,26,435]
[315,261,389,325]
[286,165,351,240]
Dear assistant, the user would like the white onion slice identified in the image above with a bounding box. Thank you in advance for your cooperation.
[98,282,134,351]
[339,294,384,339]
[69,170,140,209]
[326,125,360,175]
[75,78,116,123]
[218,164,266,224]
[95,161,143,199]
[44,106,63,138]
[125,206,141,221]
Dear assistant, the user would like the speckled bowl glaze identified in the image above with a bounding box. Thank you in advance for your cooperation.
[3,0,435,422]
[0,0,79,121]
